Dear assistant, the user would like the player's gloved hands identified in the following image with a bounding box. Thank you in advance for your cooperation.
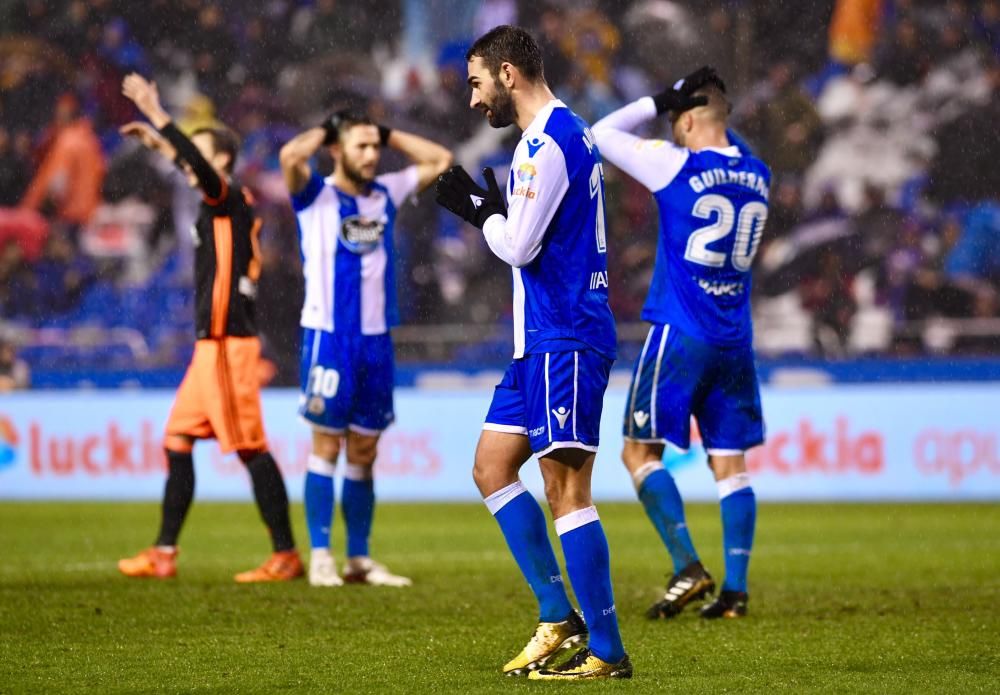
[676,65,727,95]
[652,66,727,116]
[321,111,392,146]
[321,110,350,146]
[435,166,506,229]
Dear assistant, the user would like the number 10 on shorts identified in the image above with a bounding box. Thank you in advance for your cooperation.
[308,366,340,398]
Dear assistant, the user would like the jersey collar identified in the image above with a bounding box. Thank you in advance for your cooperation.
[700,145,741,157]
[521,99,566,139]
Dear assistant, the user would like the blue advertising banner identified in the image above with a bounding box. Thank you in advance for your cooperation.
[0,385,998,501]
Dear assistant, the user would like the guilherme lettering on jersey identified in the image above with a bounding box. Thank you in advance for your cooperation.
[689,168,769,200]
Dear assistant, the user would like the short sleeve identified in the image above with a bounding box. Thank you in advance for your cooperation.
[290,171,325,212]
[376,166,420,208]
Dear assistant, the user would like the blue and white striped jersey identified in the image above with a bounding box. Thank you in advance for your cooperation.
[593,97,771,347]
[482,99,617,360]
[291,167,418,336]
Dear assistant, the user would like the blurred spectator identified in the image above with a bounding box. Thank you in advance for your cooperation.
[877,16,932,86]
[739,61,824,175]
[560,8,620,87]
[0,240,36,319]
[0,127,31,206]
[829,0,883,66]
[801,248,858,355]
[0,338,30,392]
[20,93,105,227]
[33,230,95,315]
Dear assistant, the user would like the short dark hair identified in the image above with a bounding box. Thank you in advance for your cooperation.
[691,84,732,122]
[335,112,376,143]
[190,125,241,173]
[466,25,544,82]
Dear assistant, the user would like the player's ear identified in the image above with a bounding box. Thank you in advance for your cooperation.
[499,62,516,88]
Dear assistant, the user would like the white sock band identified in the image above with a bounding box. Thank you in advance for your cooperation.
[307,454,337,477]
[554,506,600,536]
[483,480,528,515]
[343,462,373,481]
[632,460,664,491]
[717,472,752,499]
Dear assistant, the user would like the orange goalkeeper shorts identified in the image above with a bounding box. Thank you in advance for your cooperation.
[164,336,268,453]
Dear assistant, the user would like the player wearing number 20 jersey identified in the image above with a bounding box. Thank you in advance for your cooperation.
[593,86,768,452]
[593,68,767,621]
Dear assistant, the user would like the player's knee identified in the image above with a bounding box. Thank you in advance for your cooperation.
[346,436,378,466]
[312,432,341,462]
[164,435,193,454]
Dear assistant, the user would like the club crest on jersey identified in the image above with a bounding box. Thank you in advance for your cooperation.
[526,138,545,158]
[340,215,385,254]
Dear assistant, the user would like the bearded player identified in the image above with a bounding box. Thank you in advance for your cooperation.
[279,110,451,587]
[436,26,630,680]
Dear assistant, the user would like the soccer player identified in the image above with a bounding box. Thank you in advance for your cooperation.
[592,67,768,619]
[279,109,452,587]
[435,26,631,680]
[117,73,303,582]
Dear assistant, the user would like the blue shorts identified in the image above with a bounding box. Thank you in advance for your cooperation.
[299,328,395,435]
[623,324,764,453]
[484,349,612,456]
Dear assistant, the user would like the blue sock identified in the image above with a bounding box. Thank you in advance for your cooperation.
[341,463,375,558]
[485,481,573,623]
[304,455,336,550]
[719,475,756,593]
[557,507,625,663]
[636,464,700,573]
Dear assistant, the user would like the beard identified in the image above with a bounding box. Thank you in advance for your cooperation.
[340,158,376,187]
[482,80,517,128]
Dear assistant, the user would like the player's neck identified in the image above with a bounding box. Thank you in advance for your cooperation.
[514,83,557,131]
[332,169,367,196]
[685,127,730,153]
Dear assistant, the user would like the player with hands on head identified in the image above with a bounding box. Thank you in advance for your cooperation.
[117,73,303,583]
[436,25,631,681]
[279,102,452,588]
[592,66,769,620]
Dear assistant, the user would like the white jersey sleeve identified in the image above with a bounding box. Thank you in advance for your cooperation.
[592,96,690,193]
[482,134,569,268]
[376,165,420,207]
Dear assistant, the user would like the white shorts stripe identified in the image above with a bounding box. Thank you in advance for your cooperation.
[483,423,529,435]
[535,441,599,458]
[554,506,600,536]
[544,352,552,444]
[650,325,670,439]
[572,351,579,440]
[628,327,655,438]
[484,480,528,515]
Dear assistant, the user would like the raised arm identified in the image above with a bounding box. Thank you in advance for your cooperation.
[591,97,689,193]
[384,129,453,193]
[121,73,224,201]
[278,126,325,195]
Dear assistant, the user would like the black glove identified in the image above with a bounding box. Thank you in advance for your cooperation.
[676,65,727,96]
[435,166,506,229]
[652,66,727,116]
[321,111,391,146]
[321,110,350,146]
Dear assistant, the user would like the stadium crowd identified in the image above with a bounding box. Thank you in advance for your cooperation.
[1,0,999,386]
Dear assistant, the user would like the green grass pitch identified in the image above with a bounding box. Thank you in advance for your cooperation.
[0,501,997,693]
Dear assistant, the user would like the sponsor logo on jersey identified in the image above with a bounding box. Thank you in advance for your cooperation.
[632,410,650,429]
[529,425,546,437]
[696,277,745,297]
[340,215,385,254]
[526,138,545,158]
[516,162,537,183]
